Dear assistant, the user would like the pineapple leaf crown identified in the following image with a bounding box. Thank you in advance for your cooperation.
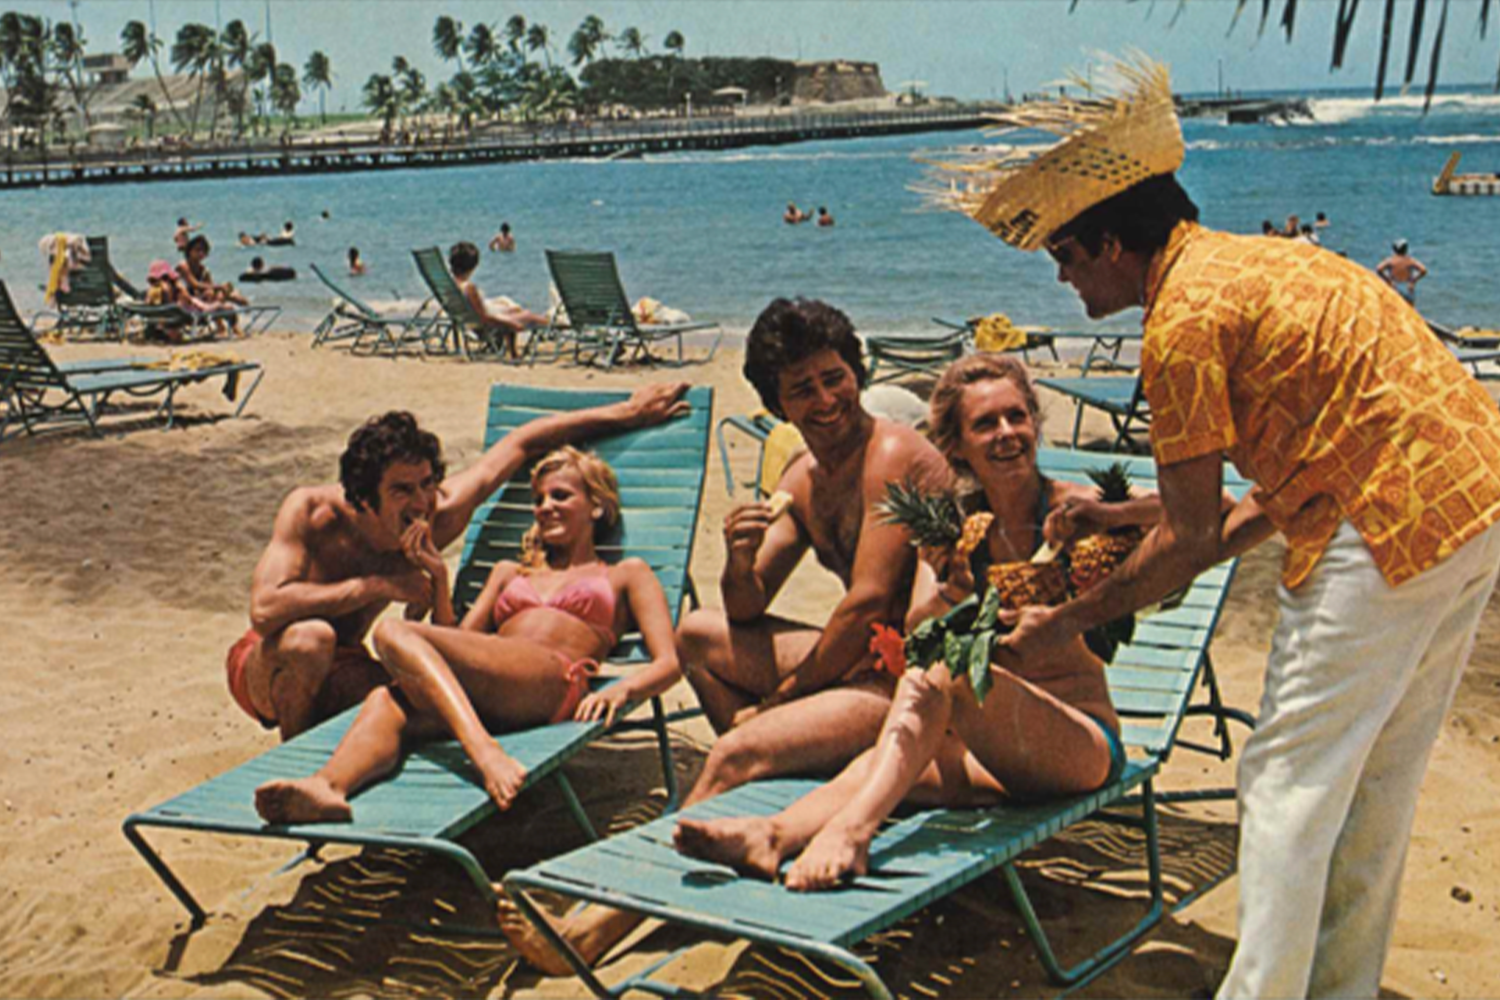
[877,476,964,548]
[1086,462,1133,504]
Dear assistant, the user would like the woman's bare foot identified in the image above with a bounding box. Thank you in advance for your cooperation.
[783,822,875,892]
[254,775,352,824]
[472,743,527,810]
[495,887,575,977]
[673,817,785,882]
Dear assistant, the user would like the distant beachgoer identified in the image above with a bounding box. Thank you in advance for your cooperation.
[1315,211,1330,230]
[252,446,682,823]
[784,202,808,225]
[816,206,835,227]
[143,259,202,342]
[321,209,332,220]
[1261,220,1277,237]
[1298,223,1319,246]
[348,247,366,276]
[224,386,691,742]
[237,231,269,247]
[1282,214,1301,238]
[173,217,200,251]
[489,222,516,253]
[449,240,548,360]
[1377,240,1428,303]
[240,256,297,283]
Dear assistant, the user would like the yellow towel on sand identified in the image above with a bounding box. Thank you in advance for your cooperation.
[972,313,1028,353]
[141,350,242,372]
[1455,326,1500,343]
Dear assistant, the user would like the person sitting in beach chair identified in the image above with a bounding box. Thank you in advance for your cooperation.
[448,240,548,360]
[673,354,1188,889]
[227,383,690,742]
[178,235,249,335]
[143,259,218,342]
[498,297,949,973]
[254,445,681,824]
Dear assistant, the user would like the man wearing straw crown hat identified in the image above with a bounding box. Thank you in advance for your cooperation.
[938,55,1500,998]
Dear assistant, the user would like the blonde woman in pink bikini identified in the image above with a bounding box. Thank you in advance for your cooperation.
[254,446,680,822]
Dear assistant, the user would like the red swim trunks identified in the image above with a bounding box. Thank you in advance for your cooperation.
[225,628,381,729]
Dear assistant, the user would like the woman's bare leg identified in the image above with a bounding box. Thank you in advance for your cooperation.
[372,620,573,810]
[783,666,957,889]
[255,685,443,824]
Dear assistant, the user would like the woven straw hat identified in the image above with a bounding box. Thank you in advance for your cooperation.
[925,56,1183,251]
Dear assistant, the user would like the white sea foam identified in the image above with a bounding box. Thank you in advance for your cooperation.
[1302,91,1500,125]
[1412,133,1500,146]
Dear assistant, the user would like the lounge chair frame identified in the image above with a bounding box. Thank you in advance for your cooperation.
[42,235,134,340]
[504,447,1252,998]
[122,384,713,931]
[0,280,264,442]
[308,261,437,353]
[412,246,525,360]
[542,249,723,370]
[1037,373,1151,453]
[863,328,967,385]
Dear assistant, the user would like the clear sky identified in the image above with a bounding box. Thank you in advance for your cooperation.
[14,0,1500,113]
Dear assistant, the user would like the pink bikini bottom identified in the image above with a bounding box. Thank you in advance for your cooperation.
[550,655,601,724]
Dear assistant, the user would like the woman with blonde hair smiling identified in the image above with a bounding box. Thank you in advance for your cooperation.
[254,446,680,822]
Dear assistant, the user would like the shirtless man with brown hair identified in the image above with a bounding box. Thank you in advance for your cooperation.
[227,383,691,741]
[500,297,950,972]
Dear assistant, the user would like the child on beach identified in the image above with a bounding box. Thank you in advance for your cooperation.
[348,247,366,276]
[448,240,547,359]
[253,446,681,823]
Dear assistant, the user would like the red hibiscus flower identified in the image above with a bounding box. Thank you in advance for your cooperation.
[869,623,907,677]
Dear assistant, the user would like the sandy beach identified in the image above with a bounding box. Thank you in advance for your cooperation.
[3,330,1499,999]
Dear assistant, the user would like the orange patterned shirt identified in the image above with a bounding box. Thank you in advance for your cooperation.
[1142,222,1500,588]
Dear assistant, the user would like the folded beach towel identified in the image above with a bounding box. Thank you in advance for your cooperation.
[972,312,1028,353]
[633,296,691,325]
[141,350,243,372]
[39,232,91,304]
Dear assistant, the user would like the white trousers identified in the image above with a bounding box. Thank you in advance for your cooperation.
[1217,519,1500,999]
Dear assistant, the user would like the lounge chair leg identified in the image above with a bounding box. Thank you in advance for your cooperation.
[501,880,620,998]
[1001,779,1165,987]
[552,771,599,841]
[122,819,208,927]
[650,696,680,812]
[233,369,267,419]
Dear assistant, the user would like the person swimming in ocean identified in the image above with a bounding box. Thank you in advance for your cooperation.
[251,445,682,821]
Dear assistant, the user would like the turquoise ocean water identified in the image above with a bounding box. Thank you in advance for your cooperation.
[4,86,1500,338]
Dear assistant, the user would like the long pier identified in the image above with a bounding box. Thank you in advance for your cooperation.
[0,107,992,190]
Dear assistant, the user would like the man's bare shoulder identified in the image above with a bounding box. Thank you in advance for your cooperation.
[278,484,352,538]
[865,418,947,482]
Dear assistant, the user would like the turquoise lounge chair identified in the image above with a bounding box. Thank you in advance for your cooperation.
[863,328,967,385]
[1037,373,1150,453]
[412,246,525,360]
[45,236,133,340]
[308,261,435,352]
[122,384,713,930]
[0,280,264,442]
[504,447,1252,998]
[543,249,723,370]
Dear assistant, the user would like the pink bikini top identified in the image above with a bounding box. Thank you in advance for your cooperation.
[493,565,618,646]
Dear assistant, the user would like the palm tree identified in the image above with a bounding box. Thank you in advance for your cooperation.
[221,20,251,137]
[504,14,527,54]
[245,42,277,135]
[433,15,466,73]
[525,23,554,72]
[120,20,185,130]
[362,72,399,142]
[270,62,300,134]
[49,21,91,129]
[127,91,158,140]
[663,30,685,102]
[170,22,218,138]
[568,15,608,67]
[395,58,426,118]
[303,50,332,124]
[465,22,501,67]
[618,26,646,60]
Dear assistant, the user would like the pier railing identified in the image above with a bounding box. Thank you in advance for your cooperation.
[0,106,998,190]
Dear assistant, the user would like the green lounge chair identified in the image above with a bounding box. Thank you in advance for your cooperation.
[863,328,967,385]
[1037,373,1151,453]
[931,315,1061,364]
[43,235,134,340]
[543,249,723,370]
[308,261,435,353]
[932,317,1142,371]
[118,298,281,342]
[0,280,264,442]
[504,447,1253,998]
[411,246,525,360]
[122,384,713,930]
